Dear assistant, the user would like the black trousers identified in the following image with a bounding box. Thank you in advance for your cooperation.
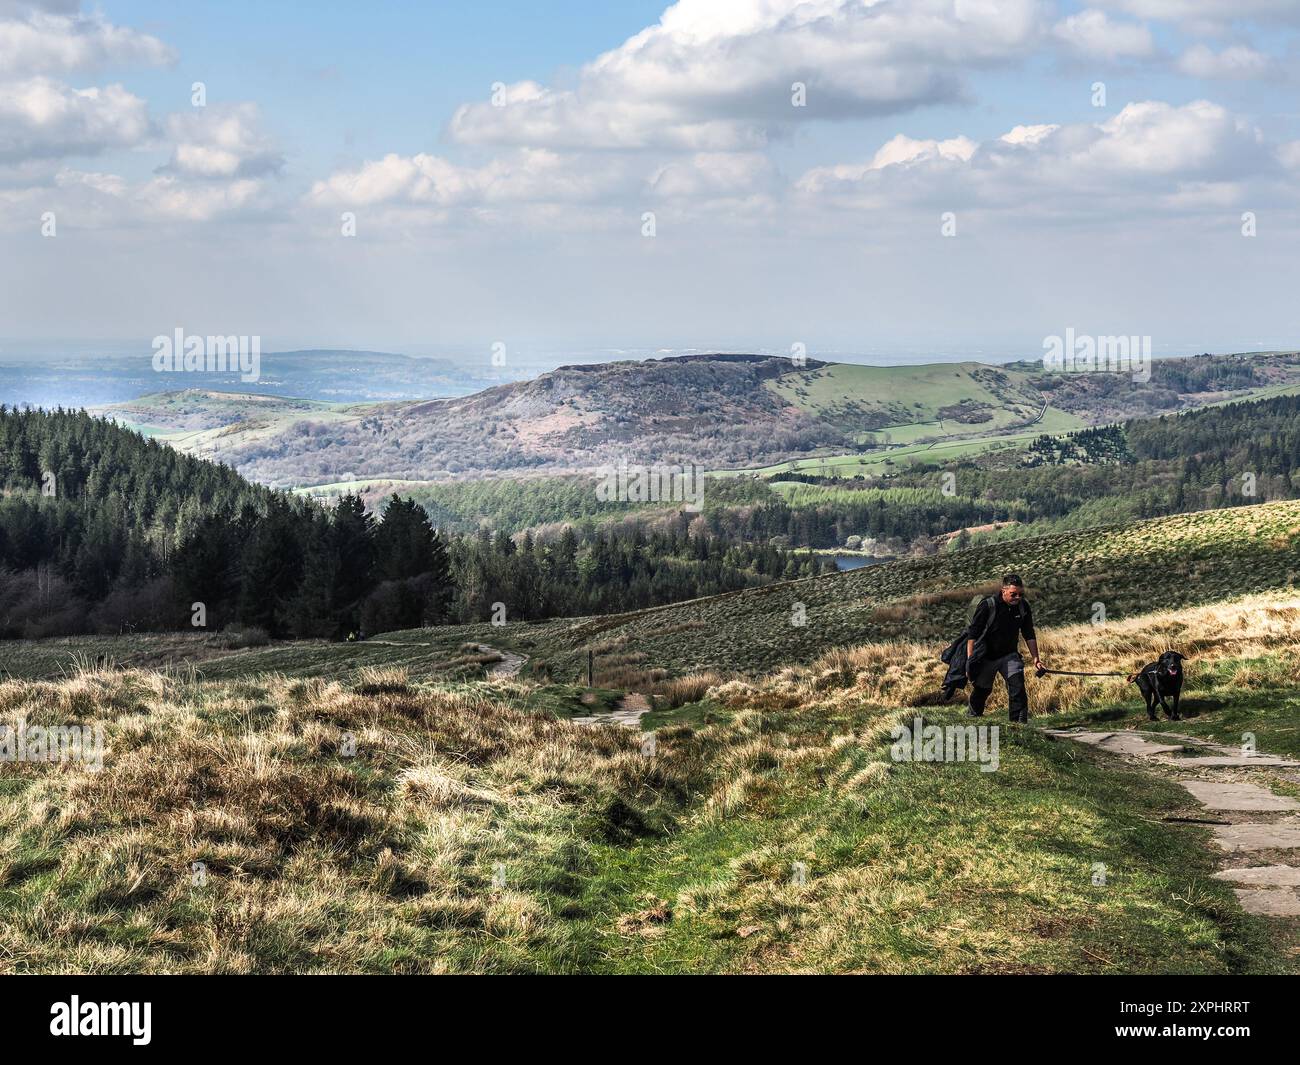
[969,652,1029,722]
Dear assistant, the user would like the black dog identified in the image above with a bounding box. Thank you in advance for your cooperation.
[1128,651,1186,720]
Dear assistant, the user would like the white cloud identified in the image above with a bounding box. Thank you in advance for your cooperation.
[646,151,775,200]
[308,149,634,209]
[0,5,174,77]
[1051,9,1155,61]
[1176,43,1275,79]
[0,76,150,161]
[132,174,268,221]
[448,0,1047,151]
[161,104,283,179]
[39,166,273,224]
[307,145,776,228]
[796,100,1280,217]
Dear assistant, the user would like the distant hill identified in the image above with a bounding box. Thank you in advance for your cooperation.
[99,350,1300,490]
[7,348,505,411]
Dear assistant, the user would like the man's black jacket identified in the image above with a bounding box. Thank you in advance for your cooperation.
[940,594,1033,690]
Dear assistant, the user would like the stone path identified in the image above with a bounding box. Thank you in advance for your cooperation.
[1179,781,1300,812]
[572,692,653,728]
[1046,727,1300,918]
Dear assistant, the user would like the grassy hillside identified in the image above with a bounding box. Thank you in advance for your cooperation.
[768,361,1048,438]
[94,351,1300,490]
[12,498,1299,695]
[476,498,1300,681]
[4,589,1297,973]
[101,390,361,468]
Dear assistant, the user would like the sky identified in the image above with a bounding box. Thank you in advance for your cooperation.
[1,0,1298,367]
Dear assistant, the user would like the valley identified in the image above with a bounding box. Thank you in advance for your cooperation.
[7,348,1300,977]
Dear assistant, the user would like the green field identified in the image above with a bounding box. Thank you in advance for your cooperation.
[768,361,1046,433]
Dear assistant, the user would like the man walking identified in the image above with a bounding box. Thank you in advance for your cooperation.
[966,573,1042,723]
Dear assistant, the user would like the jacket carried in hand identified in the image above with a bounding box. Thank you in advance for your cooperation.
[939,593,1030,691]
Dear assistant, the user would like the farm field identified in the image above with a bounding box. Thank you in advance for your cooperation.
[713,420,1084,480]
[767,361,1046,430]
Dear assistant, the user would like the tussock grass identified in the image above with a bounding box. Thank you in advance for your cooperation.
[3,591,1297,973]
[0,664,785,973]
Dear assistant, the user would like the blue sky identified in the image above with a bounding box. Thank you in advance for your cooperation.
[1,1,1298,365]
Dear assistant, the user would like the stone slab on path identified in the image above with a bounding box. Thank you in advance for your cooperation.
[572,693,652,729]
[1180,780,1300,812]
[1227,888,1300,917]
[1213,865,1300,887]
[1044,730,1187,758]
[1212,821,1300,852]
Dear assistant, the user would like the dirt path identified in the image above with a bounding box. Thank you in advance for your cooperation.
[349,639,528,678]
[572,692,652,728]
[1046,727,1300,918]
[472,644,528,677]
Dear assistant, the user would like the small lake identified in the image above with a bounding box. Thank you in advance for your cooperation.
[832,554,893,572]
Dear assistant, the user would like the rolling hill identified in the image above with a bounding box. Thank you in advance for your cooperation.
[369,497,1300,681]
[99,350,1300,491]
[6,510,1300,974]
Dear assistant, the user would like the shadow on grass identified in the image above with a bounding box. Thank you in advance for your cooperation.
[1170,697,1226,717]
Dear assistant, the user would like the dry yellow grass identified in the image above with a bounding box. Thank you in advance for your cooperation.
[0,658,801,973]
[4,590,1296,974]
[712,591,1300,719]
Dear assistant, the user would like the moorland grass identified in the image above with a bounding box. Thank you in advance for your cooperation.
[4,591,1296,974]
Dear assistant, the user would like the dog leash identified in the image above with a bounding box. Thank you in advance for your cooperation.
[1034,666,1131,679]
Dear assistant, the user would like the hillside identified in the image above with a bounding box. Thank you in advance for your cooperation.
[8,500,1300,974]
[101,350,1300,490]
[436,498,1300,681]
[366,499,1300,686]
[5,587,1297,973]
[0,407,279,637]
[18,497,1296,690]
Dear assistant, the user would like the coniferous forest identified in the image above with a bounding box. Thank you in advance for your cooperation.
[0,407,825,639]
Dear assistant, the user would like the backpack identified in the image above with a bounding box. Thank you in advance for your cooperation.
[939,594,1025,690]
